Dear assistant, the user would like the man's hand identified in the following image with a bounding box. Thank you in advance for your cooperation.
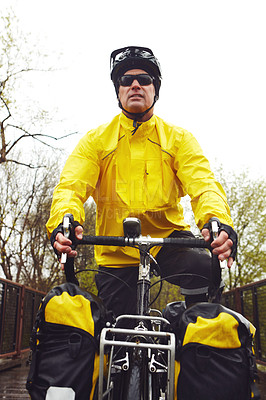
[201,228,234,268]
[53,225,83,268]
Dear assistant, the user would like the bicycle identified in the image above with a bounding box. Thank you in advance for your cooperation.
[61,214,221,400]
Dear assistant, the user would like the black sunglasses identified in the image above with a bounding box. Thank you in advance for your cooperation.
[118,74,154,87]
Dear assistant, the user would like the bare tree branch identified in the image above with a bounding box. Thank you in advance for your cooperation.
[0,96,12,124]
[2,124,79,159]
[0,11,78,167]
[6,67,54,79]
[4,158,45,168]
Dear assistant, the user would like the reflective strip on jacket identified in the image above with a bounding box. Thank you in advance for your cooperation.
[46,113,233,267]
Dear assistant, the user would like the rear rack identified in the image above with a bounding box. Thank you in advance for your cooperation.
[98,315,176,400]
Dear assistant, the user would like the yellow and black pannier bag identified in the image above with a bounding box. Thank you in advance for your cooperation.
[174,302,260,400]
[26,283,108,400]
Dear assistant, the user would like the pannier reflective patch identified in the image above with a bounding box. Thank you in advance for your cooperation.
[45,386,75,399]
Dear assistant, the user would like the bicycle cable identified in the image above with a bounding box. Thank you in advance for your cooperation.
[75,268,132,290]
[148,272,210,293]
[147,272,210,307]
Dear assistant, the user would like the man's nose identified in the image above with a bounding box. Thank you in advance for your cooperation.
[131,78,141,88]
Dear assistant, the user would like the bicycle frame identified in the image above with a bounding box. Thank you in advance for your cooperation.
[97,234,176,400]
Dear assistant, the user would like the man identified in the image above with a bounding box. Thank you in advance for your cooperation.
[46,46,237,316]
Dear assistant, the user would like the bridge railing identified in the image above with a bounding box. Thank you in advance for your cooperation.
[0,278,45,358]
[222,278,266,364]
[1,276,265,365]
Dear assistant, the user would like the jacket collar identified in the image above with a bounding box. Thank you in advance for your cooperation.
[119,113,155,137]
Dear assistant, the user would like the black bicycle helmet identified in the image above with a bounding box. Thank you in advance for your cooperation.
[110,46,162,100]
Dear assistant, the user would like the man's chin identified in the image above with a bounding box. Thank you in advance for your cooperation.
[125,103,146,114]
[121,100,154,120]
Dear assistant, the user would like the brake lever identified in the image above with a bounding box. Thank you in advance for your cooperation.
[61,215,71,264]
[211,218,219,241]
[208,217,222,302]
[61,213,79,286]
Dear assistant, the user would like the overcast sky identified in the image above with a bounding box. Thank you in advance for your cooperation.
[2,0,266,177]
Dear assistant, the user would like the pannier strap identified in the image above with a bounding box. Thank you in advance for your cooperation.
[27,300,44,389]
[247,346,260,400]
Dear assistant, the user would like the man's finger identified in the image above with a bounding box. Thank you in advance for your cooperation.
[211,231,229,248]
[227,256,234,268]
[201,228,210,241]
[75,225,83,240]
[55,232,72,245]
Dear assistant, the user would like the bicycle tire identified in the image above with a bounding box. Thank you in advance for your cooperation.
[123,361,143,400]
[122,353,161,400]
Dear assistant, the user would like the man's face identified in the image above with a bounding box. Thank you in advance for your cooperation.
[118,69,155,120]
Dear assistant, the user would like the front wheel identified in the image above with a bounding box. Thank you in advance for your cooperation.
[122,351,161,400]
[123,361,143,400]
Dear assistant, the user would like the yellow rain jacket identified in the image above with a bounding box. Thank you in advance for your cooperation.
[46,113,233,267]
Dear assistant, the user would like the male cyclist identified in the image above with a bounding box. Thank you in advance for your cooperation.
[46,46,237,316]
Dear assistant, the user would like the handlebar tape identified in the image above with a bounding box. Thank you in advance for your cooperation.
[162,237,211,249]
[79,235,211,250]
[79,236,127,246]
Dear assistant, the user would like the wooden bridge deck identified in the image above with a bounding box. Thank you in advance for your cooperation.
[0,358,265,400]
[0,359,29,399]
